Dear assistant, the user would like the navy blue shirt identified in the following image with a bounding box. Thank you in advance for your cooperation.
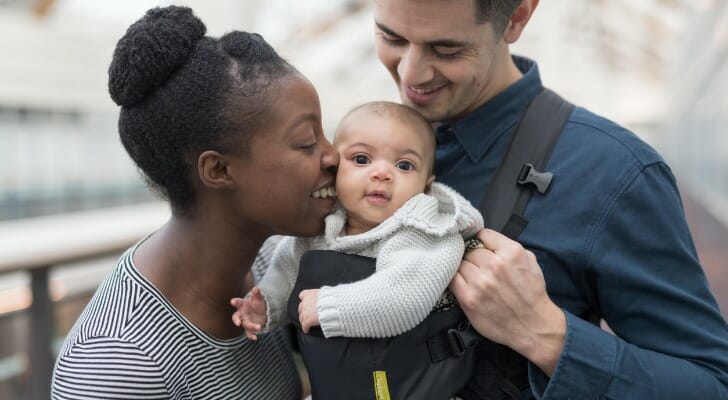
[436,57,728,399]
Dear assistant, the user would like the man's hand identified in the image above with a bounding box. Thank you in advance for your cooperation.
[230,286,268,341]
[449,229,567,376]
[298,289,320,333]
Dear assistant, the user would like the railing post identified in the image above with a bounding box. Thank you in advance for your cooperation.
[29,266,53,400]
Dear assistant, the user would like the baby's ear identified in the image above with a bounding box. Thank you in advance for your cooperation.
[425,175,435,192]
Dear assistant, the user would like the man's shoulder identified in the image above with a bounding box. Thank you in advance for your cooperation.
[561,106,664,168]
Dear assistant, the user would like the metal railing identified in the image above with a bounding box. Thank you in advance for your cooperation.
[0,202,169,399]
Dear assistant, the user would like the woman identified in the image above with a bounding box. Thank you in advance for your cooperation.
[51,6,337,399]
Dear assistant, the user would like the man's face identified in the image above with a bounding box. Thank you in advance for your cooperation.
[374,0,508,122]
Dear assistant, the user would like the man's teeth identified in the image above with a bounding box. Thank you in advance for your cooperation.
[411,87,436,94]
[312,186,336,199]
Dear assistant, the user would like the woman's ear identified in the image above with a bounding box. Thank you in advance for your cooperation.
[198,150,233,189]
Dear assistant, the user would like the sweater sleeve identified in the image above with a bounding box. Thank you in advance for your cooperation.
[317,228,465,338]
[257,237,306,331]
[52,336,170,399]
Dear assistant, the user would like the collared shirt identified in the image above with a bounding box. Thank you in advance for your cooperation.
[436,56,728,399]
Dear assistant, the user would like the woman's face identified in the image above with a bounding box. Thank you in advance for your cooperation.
[227,74,338,237]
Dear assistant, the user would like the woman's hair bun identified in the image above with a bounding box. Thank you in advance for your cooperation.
[108,6,206,107]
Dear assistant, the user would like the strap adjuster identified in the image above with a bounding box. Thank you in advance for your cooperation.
[446,328,467,357]
[517,163,553,194]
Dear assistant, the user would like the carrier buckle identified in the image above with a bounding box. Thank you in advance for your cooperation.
[517,163,553,194]
[446,328,467,357]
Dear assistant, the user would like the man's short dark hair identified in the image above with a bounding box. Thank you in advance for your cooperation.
[474,0,521,34]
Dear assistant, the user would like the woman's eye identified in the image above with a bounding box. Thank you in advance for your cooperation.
[300,142,317,152]
[353,155,370,165]
[396,161,414,171]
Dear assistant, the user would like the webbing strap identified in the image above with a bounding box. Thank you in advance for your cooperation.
[429,89,574,368]
[480,88,574,239]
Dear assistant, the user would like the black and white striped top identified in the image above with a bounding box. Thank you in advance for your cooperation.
[52,240,302,399]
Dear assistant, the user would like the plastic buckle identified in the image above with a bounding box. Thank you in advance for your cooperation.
[446,328,466,357]
[517,163,553,194]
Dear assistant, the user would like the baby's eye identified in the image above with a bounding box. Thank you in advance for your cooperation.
[354,155,370,165]
[396,161,414,171]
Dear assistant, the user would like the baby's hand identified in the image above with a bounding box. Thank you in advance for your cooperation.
[230,286,268,341]
[298,289,320,333]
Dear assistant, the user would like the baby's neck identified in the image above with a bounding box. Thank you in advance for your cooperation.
[344,224,374,236]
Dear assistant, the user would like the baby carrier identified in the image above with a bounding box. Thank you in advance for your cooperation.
[286,88,580,400]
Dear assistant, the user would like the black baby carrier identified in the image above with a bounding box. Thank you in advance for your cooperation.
[286,88,577,400]
[287,250,477,399]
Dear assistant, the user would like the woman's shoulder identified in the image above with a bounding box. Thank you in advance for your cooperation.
[57,250,157,354]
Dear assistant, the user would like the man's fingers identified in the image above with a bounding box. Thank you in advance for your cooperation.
[455,258,481,283]
[477,229,516,253]
[449,270,468,295]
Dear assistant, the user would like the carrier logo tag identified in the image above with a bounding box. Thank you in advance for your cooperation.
[373,370,391,400]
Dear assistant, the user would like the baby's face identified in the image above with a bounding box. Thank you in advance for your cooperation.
[334,110,434,235]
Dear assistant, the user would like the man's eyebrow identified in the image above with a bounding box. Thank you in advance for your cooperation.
[375,21,469,48]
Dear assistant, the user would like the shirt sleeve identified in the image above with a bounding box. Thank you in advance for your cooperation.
[317,228,465,338]
[52,336,170,399]
[529,162,728,399]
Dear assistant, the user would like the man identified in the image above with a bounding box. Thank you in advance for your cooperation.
[372,0,728,398]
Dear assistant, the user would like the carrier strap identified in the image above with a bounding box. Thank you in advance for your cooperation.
[432,88,573,365]
[456,89,574,400]
[480,88,574,239]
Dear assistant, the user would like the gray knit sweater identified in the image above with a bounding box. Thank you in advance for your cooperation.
[258,182,484,339]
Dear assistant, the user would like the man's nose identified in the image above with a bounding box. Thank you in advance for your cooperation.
[397,46,434,86]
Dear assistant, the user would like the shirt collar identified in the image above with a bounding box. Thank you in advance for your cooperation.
[442,56,543,163]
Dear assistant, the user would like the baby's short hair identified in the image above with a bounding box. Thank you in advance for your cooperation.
[335,101,435,171]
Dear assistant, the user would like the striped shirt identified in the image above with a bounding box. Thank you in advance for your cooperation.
[52,239,302,399]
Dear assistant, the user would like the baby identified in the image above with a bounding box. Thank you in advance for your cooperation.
[231,101,483,340]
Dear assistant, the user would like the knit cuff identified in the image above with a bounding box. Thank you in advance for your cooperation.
[258,288,282,334]
[317,288,344,338]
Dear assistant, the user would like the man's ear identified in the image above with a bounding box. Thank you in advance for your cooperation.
[502,0,539,44]
[198,150,233,189]
[425,174,436,192]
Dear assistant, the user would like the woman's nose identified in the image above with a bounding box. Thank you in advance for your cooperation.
[320,138,339,170]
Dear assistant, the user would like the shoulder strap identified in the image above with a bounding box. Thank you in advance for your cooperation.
[480,88,574,239]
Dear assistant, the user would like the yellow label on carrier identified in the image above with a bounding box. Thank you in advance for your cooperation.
[372,370,392,400]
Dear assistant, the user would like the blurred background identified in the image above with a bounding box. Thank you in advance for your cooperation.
[0,0,726,398]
